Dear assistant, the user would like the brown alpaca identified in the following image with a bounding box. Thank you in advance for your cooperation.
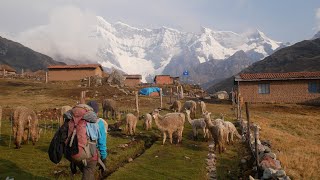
[12,106,39,149]
[182,100,197,118]
[170,100,182,112]
[102,99,118,120]
[125,113,138,135]
[203,112,225,153]
[152,109,185,145]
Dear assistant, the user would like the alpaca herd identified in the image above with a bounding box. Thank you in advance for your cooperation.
[4,98,241,154]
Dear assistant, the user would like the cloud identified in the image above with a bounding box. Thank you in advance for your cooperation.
[14,6,101,63]
[316,8,320,30]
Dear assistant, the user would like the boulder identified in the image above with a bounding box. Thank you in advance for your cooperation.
[262,168,277,179]
[260,156,282,170]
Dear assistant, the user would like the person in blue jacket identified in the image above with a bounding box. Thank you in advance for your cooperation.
[86,101,107,169]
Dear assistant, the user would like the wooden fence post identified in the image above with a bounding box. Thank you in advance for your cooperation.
[45,72,48,83]
[160,88,163,108]
[176,86,179,100]
[180,86,184,99]
[245,102,250,141]
[88,76,91,87]
[135,91,139,117]
[170,88,173,104]
[80,91,86,104]
[254,125,260,169]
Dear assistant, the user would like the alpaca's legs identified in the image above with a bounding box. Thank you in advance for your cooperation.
[192,128,197,140]
[162,132,167,145]
[230,132,234,145]
[168,132,173,144]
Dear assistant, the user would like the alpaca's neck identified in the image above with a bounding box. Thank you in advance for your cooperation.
[205,117,214,128]
[154,114,164,130]
[186,113,192,124]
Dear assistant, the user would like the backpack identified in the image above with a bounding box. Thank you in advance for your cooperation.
[48,119,69,164]
[65,105,99,165]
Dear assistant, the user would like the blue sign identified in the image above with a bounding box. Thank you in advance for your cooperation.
[183,70,189,76]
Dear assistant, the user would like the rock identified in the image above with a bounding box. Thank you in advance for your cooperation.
[264,146,271,153]
[260,156,282,170]
[155,156,158,158]
[274,170,286,178]
[128,158,133,162]
[265,152,276,159]
[184,156,190,160]
[241,159,247,164]
[262,168,277,179]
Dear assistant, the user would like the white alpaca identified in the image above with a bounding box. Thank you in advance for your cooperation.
[185,109,209,139]
[143,113,152,130]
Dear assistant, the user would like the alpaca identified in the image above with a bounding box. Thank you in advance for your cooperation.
[59,105,72,126]
[203,112,225,153]
[125,113,138,135]
[223,121,242,144]
[170,100,182,113]
[143,113,152,131]
[182,100,197,118]
[102,99,118,120]
[12,106,39,149]
[185,109,208,139]
[198,101,207,114]
[152,109,185,145]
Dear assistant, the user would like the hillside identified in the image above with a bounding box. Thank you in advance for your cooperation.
[0,36,65,72]
[207,38,320,93]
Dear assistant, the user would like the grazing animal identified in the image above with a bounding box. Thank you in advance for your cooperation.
[198,101,207,114]
[125,113,138,135]
[59,105,72,126]
[203,112,225,153]
[182,100,197,118]
[170,100,182,113]
[185,109,208,140]
[102,99,118,120]
[12,106,39,149]
[223,121,242,144]
[143,113,153,131]
[152,109,185,145]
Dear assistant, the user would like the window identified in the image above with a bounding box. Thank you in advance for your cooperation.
[308,81,320,93]
[258,83,270,94]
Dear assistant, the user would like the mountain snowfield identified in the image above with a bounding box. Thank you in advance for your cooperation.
[94,16,284,82]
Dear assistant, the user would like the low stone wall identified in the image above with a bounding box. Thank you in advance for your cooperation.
[240,121,291,180]
[206,143,217,180]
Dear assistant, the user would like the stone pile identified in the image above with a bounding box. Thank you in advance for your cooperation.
[206,143,217,180]
[239,120,291,180]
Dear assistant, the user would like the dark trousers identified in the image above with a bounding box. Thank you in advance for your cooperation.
[77,160,98,180]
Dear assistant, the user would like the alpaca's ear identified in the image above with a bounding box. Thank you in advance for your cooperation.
[208,112,211,115]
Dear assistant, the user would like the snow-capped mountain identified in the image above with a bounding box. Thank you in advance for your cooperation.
[93,16,284,82]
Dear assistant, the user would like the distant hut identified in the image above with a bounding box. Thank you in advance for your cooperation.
[154,75,173,85]
[47,64,104,81]
[0,64,16,76]
[124,75,142,87]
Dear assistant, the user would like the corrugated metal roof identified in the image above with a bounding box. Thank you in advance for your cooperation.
[48,64,102,70]
[236,71,320,81]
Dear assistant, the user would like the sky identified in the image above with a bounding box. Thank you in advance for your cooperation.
[0,0,320,44]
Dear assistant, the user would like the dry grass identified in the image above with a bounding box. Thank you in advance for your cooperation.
[245,104,320,179]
